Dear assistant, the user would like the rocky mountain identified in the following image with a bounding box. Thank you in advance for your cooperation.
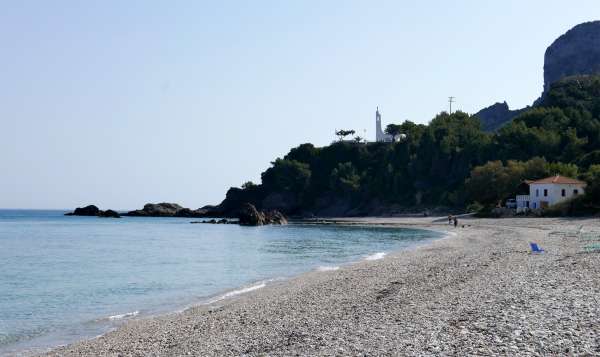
[544,21,600,94]
[476,20,600,131]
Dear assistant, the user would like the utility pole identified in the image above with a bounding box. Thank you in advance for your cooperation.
[448,96,455,114]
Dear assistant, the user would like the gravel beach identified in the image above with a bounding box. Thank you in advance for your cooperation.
[42,217,600,356]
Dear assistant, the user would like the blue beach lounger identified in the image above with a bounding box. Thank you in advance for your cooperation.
[530,242,544,254]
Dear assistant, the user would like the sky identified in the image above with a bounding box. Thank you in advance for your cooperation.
[1,1,599,210]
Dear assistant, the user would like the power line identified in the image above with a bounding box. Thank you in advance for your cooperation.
[448,96,455,114]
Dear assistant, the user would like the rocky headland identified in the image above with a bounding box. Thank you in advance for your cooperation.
[66,202,288,226]
[476,20,600,131]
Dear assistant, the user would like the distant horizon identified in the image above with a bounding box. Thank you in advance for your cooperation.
[2,1,599,209]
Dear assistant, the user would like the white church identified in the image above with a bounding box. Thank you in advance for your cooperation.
[375,107,404,142]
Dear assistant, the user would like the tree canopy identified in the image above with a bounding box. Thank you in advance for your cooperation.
[217,75,600,216]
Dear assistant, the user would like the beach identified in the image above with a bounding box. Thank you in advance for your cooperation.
[42,217,600,356]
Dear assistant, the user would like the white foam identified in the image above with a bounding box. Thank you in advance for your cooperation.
[444,231,458,239]
[207,282,267,304]
[317,265,340,271]
[108,310,139,320]
[364,252,386,261]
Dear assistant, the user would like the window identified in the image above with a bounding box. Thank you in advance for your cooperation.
[574,189,579,195]
[544,189,548,197]
[562,189,566,197]
[536,189,539,197]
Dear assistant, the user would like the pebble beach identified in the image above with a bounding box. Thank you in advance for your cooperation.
[42,217,600,356]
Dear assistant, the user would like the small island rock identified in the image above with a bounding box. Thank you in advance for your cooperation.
[99,209,121,218]
[65,205,120,218]
[237,203,287,226]
[65,205,101,216]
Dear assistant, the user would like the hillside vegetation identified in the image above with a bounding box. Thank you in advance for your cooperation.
[213,76,600,217]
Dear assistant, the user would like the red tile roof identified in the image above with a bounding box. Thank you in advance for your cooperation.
[528,175,587,185]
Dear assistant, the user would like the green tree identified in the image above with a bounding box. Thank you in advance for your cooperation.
[329,162,361,193]
[241,181,257,189]
[384,124,402,138]
[261,159,311,193]
[335,129,356,141]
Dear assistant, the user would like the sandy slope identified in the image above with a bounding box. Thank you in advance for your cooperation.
[42,217,600,356]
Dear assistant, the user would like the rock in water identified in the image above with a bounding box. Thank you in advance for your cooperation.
[99,209,121,218]
[237,203,266,226]
[174,208,195,217]
[264,210,288,225]
[65,205,120,218]
[65,205,101,216]
[126,203,184,217]
[236,203,288,226]
[544,21,600,94]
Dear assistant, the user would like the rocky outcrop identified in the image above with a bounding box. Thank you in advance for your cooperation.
[476,21,600,131]
[474,102,526,132]
[264,210,288,225]
[474,95,527,135]
[126,203,184,217]
[65,205,120,218]
[99,209,121,218]
[544,21,600,94]
[238,203,265,226]
[65,205,101,216]
[237,203,287,226]
[124,203,215,218]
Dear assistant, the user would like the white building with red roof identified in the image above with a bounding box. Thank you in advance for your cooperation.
[516,175,587,211]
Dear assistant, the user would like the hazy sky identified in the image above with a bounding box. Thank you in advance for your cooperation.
[1,1,598,209]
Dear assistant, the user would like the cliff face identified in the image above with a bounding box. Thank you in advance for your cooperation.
[474,102,525,132]
[477,20,600,131]
[544,21,600,94]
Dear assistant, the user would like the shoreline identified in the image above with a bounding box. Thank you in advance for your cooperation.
[39,217,600,355]
[6,223,442,357]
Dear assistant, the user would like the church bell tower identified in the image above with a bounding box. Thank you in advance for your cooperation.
[375,107,384,142]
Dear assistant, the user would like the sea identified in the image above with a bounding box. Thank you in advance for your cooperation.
[0,209,443,355]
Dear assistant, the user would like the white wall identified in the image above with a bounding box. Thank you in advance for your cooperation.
[529,183,585,209]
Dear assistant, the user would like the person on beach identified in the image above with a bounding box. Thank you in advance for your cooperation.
[453,217,458,228]
[448,215,453,225]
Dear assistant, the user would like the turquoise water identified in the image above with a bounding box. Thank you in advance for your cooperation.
[0,209,442,355]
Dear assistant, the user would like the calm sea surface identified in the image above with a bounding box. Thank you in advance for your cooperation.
[0,209,442,355]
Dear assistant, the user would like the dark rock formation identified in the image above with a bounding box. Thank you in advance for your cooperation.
[125,203,214,218]
[237,203,287,226]
[126,203,183,217]
[238,203,266,226]
[65,205,120,218]
[544,21,600,94]
[65,205,101,216]
[474,102,526,132]
[173,208,196,217]
[263,210,288,225]
[99,209,121,218]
